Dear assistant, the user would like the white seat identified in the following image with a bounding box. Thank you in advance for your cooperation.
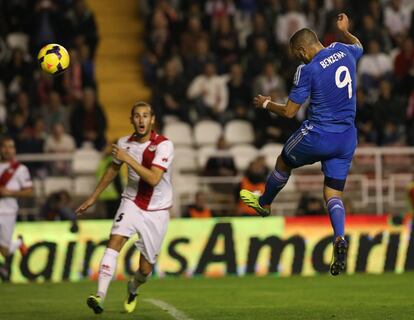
[194,120,222,147]
[230,144,258,171]
[175,174,199,194]
[44,177,73,196]
[197,145,216,168]
[72,149,102,175]
[224,120,254,145]
[163,122,193,147]
[260,143,284,169]
[174,147,198,172]
[74,176,97,196]
[6,32,29,51]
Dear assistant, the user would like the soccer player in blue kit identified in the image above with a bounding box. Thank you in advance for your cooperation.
[240,13,363,276]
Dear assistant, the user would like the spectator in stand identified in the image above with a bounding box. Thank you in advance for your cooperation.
[28,0,63,55]
[183,36,216,82]
[373,80,407,145]
[63,48,83,104]
[245,36,276,81]
[152,58,189,125]
[204,0,236,31]
[179,16,207,62]
[252,61,285,97]
[236,157,268,216]
[384,0,411,43]
[246,12,276,54]
[304,0,326,38]
[203,135,237,177]
[226,63,250,110]
[78,43,96,88]
[65,0,99,58]
[275,0,307,46]
[18,117,48,176]
[394,36,414,94]
[187,61,228,122]
[44,122,75,175]
[70,87,107,150]
[367,0,384,27]
[184,191,214,218]
[3,49,33,96]
[357,15,391,53]
[358,39,393,98]
[213,16,239,72]
[40,91,70,133]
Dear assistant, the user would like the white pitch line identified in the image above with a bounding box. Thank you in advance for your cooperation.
[145,298,194,320]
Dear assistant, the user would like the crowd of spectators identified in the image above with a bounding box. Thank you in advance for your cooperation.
[0,0,104,178]
[141,0,414,147]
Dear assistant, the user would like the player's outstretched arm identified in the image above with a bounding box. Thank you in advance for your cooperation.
[75,162,121,215]
[337,13,362,48]
[253,95,301,119]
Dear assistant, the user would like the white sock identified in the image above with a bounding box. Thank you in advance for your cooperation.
[9,239,22,254]
[97,248,119,300]
[129,270,149,294]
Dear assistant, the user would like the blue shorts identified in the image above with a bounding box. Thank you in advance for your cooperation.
[281,121,357,181]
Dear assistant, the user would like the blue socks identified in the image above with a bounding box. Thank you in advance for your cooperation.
[327,197,345,240]
[259,169,290,207]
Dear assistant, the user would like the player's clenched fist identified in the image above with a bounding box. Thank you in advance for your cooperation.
[75,196,96,215]
[112,144,130,162]
[336,13,349,32]
[253,95,271,109]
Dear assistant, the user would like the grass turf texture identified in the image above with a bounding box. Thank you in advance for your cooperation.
[1,273,413,320]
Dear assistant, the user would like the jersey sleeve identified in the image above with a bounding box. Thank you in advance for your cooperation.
[113,138,123,165]
[17,165,32,189]
[152,140,174,171]
[288,64,311,105]
[342,43,364,61]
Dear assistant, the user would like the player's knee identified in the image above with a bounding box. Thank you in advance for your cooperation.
[107,235,127,252]
[323,177,345,201]
[276,155,292,173]
[139,264,153,277]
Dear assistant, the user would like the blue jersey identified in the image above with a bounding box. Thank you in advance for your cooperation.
[289,42,363,133]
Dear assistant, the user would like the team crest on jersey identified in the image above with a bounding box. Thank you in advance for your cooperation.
[148,145,157,152]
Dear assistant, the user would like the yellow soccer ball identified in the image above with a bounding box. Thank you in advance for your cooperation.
[37,44,70,75]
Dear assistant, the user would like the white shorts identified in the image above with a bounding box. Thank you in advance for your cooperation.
[111,199,169,264]
[0,214,17,248]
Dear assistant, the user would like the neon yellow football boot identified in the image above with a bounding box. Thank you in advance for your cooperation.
[124,280,138,313]
[86,294,104,314]
[239,189,270,217]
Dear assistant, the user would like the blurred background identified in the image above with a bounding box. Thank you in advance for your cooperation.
[0,0,414,224]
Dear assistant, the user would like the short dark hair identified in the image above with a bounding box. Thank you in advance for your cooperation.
[289,28,319,49]
[130,101,154,116]
[0,135,14,147]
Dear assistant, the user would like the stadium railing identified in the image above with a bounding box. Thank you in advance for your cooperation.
[15,146,414,218]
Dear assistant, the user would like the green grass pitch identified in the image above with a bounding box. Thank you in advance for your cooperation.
[1,273,413,320]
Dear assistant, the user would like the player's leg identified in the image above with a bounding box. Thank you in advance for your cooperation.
[240,155,292,217]
[124,254,153,313]
[0,216,26,280]
[323,183,348,276]
[87,233,128,314]
[240,122,317,216]
[124,209,169,313]
[322,126,356,276]
[87,200,134,314]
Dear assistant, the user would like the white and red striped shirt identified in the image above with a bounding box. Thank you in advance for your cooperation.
[114,131,174,211]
